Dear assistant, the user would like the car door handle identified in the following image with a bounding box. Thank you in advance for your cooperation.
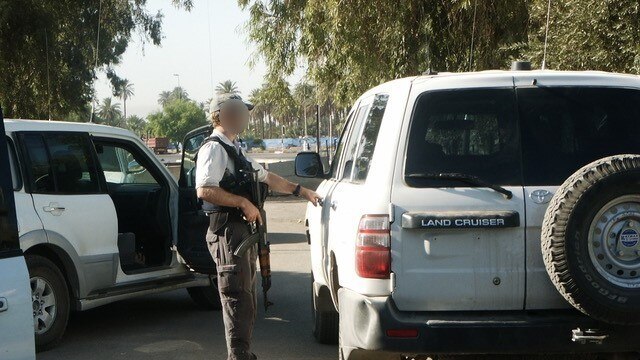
[330,201,338,210]
[43,203,65,215]
[0,297,7,313]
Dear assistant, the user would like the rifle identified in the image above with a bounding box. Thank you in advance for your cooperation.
[233,167,273,312]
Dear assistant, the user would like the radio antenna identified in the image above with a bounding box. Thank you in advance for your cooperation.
[90,0,103,123]
[468,0,478,72]
[541,0,552,70]
[45,28,52,121]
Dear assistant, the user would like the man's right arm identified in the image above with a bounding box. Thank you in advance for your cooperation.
[197,186,263,224]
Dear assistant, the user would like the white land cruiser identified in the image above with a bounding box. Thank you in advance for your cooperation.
[6,120,221,351]
[296,67,640,359]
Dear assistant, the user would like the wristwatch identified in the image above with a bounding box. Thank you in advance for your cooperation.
[293,184,302,197]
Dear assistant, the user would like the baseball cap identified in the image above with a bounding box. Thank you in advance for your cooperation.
[209,94,254,113]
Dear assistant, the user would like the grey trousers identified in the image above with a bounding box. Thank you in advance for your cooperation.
[207,213,258,360]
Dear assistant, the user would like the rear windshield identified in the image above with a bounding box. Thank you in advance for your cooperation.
[519,87,640,185]
[405,88,521,187]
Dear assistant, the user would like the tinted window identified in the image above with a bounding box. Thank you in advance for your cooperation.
[46,134,100,194]
[22,134,55,193]
[405,89,521,187]
[352,94,389,182]
[96,143,159,185]
[519,87,640,185]
[22,133,100,194]
[0,121,19,252]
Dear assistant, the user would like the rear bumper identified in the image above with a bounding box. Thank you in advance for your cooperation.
[338,288,640,359]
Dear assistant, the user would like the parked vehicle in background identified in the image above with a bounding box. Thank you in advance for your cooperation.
[6,120,220,351]
[146,137,169,154]
[0,109,35,360]
[297,67,640,359]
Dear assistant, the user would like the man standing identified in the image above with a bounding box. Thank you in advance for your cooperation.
[196,94,321,360]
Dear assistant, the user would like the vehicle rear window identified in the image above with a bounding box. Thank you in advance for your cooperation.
[405,88,521,187]
[519,87,640,185]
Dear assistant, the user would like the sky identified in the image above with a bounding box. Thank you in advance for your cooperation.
[94,0,298,118]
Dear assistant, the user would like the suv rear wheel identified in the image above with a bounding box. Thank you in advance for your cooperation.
[26,254,70,352]
[542,155,640,324]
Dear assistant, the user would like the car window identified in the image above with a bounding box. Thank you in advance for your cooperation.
[352,94,389,182]
[328,111,355,180]
[96,143,159,185]
[180,131,208,188]
[22,134,55,193]
[22,133,101,194]
[519,87,640,185]
[405,88,521,187]
[46,134,101,194]
[340,103,370,180]
[0,122,19,253]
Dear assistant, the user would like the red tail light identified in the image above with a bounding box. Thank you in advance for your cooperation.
[356,215,391,279]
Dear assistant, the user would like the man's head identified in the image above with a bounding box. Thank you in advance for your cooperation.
[209,94,254,134]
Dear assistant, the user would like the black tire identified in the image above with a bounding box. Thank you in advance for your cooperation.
[187,281,222,311]
[311,278,339,344]
[542,154,640,325]
[26,254,70,352]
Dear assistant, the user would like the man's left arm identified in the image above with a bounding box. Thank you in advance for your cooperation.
[264,172,321,206]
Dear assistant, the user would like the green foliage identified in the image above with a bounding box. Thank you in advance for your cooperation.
[158,87,190,106]
[97,97,123,127]
[0,0,192,119]
[239,0,530,106]
[215,80,240,96]
[524,0,640,73]
[239,0,639,107]
[147,98,207,142]
[124,115,147,136]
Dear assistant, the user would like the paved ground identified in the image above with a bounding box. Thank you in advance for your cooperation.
[38,199,335,360]
[36,199,613,360]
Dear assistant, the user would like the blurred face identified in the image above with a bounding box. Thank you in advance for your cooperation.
[218,99,250,134]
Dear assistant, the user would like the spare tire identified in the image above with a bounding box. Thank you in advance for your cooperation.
[542,154,640,325]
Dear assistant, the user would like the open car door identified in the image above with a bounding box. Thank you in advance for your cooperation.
[176,125,216,274]
[0,108,36,359]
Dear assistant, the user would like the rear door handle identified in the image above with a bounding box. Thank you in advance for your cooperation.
[0,297,7,313]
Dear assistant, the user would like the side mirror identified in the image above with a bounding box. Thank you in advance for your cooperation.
[127,160,145,174]
[295,152,325,178]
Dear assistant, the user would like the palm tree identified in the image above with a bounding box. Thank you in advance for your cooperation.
[170,86,189,101]
[97,98,122,126]
[116,80,135,119]
[216,80,239,96]
[158,91,172,106]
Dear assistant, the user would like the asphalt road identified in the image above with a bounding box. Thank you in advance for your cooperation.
[36,199,611,360]
[38,200,335,360]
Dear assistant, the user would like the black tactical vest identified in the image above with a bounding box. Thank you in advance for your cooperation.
[200,136,256,213]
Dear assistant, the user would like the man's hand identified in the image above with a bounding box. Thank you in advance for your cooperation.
[300,187,322,207]
[240,199,263,224]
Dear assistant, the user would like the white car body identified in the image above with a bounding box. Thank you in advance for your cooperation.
[304,70,640,358]
[5,120,214,350]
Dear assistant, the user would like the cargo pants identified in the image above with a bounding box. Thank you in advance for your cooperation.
[206,212,258,360]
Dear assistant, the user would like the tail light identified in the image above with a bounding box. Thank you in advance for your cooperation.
[356,215,391,279]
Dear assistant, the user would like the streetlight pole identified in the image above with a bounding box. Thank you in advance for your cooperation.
[173,73,181,99]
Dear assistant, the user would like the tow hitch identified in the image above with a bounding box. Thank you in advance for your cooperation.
[572,328,609,345]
